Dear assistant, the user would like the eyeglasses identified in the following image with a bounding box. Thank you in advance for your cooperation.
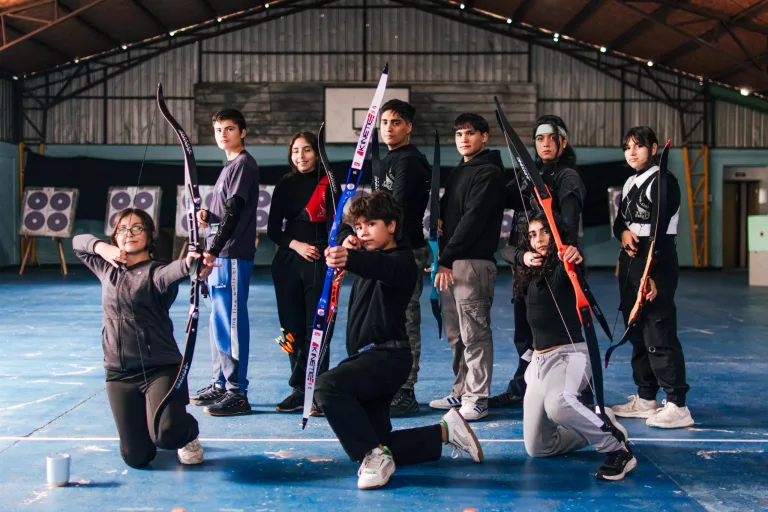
[116,226,146,236]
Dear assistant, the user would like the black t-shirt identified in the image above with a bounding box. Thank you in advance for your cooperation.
[205,150,260,260]
[526,261,584,351]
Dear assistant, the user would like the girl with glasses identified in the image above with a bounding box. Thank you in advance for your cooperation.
[72,208,207,468]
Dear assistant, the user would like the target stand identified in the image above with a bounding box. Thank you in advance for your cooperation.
[18,187,79,276]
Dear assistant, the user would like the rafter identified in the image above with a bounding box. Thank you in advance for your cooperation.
[625,0,768,36]
[196,0,218,19]
[130,0,169,33]
[513,0,535,21]
[0,0,108,53]
[57,2,122,48]
[609,5,671,51]
[560,0,605,37]
[1,16,72,60]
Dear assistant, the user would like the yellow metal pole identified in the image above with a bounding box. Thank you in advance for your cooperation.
[683,146,698,266]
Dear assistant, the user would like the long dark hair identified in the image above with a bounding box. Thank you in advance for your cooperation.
[533,114,577,168]
[513,211,570,299]
[110,208,156,256]
[623,125,660,168]
[287,131,320,172]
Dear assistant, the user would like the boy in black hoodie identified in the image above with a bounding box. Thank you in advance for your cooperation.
[430,113,506,421]
[314,191,483,490]
[376,99,431,417]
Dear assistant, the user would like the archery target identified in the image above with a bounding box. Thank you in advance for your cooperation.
[175,185,215,237]
[608,186,622,239]
[256,185,275,233]
[19,187,79,238]
[422,188,445,239]
[104,187,162,236]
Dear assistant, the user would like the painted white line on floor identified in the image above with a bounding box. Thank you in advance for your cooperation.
[2,436,768,443]
[0,393,68,411]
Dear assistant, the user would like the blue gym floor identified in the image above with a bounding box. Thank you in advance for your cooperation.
[1,265,767,511]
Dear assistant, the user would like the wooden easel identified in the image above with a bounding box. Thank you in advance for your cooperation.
[19,236,68,276]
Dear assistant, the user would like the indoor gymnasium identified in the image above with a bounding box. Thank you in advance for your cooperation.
[0,0,767,511]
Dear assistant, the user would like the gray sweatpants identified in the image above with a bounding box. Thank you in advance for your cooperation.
[440,259,496,407]
[524,343,623,457]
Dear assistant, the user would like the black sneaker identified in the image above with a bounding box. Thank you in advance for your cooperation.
[276,390,304,413]
[596,446,637,481]
[204,391,252,416]
[190,383,226,406]
[488,391,523,409]
[310,402,324,417]
[390,388,419,417]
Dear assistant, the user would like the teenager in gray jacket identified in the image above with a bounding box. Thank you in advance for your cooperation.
[73,208,204,469]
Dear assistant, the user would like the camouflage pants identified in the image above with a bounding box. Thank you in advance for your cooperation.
[403,245,431,390]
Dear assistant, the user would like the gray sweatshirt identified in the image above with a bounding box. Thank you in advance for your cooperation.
[72,234,190,372]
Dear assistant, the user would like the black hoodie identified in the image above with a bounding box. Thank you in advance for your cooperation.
[378,144,431,249]
[344,245,418,355]
[439,149,506,268]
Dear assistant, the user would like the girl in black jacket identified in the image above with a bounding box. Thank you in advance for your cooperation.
[73,208,203,469]
[268,131,339,414]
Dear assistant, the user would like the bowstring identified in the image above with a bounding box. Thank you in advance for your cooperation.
[127,102,157,428]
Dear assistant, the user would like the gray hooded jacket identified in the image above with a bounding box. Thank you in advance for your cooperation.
[73,234,190,372]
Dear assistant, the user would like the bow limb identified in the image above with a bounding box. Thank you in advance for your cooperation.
[605,140,670,367]
[152,82,203,437]
[428,130,443,338]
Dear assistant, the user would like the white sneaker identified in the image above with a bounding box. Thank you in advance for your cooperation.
[611,395,660,418]
[459,402,488,421]
[429,394,462,410]
[357,447,395,490]
[646,401,694,429]
[441,408,484,463]
[597,406,629,442]
[177,437,204,465]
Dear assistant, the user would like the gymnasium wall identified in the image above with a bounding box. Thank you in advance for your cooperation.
[4,141,768,269]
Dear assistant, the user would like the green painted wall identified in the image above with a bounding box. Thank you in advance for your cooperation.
[2,142,765,269]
